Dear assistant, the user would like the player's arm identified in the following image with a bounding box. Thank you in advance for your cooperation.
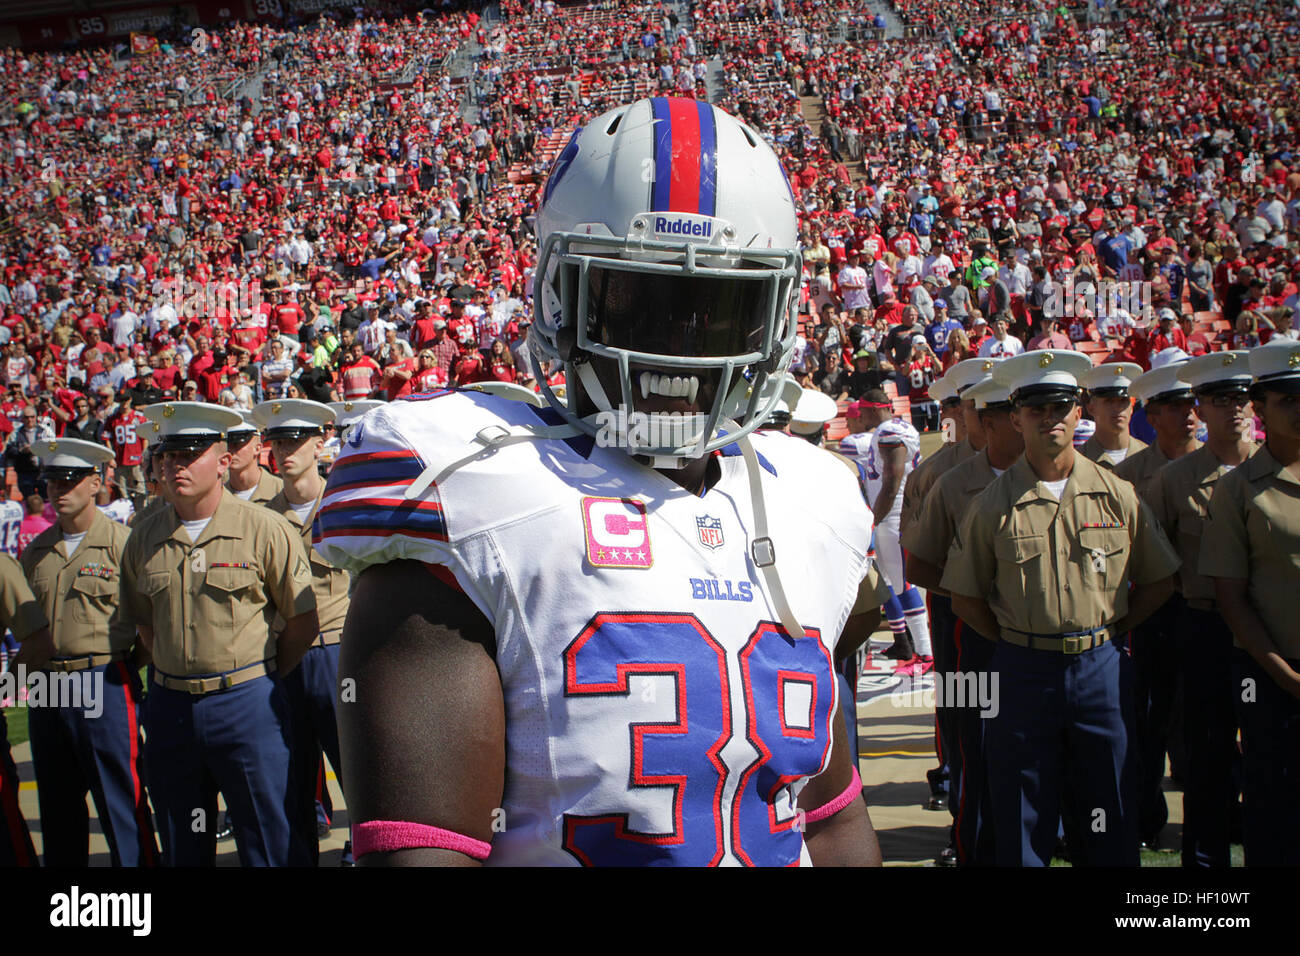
[1112,497,1179,634]
[278,610,320,676]
[12,625,54,668]
[1,556,51,666]
[265,516,319,676]
[1200,479,1299,694]
[1215,578,1300,697]
[942,504,1001,640]
[798,700,881,867]
[906,555,944,593]
[949,593,1000,642]
[871,441,907,526]
[836,556,888,666]
[902,480,954,592]
[339,560,505,866]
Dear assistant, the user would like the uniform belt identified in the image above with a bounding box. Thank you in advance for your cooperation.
[1185,598,1216,612]
[313,629,342,648]
[153,659,277,695]
[1000,626,1113,654]
[43,652,126,672]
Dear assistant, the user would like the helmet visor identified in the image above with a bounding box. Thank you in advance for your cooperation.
[582,262,771,360]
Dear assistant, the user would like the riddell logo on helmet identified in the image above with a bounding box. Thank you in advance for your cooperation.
[653,217,713,238]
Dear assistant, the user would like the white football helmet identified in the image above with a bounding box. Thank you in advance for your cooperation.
[530,97,802,463]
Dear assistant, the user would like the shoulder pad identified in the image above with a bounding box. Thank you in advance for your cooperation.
[313,390,582,574]
[837,432,869,458]
[751,432,873,554]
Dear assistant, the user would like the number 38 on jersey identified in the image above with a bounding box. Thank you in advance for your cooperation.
[560,611,836,867]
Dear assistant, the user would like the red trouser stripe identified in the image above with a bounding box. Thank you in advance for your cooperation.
[120,662,158,866]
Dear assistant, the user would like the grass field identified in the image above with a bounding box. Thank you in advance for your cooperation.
[4,701,27,746]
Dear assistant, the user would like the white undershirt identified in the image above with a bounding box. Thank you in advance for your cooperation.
[991,466,1006,477]
[59,531,87,557]
[182,517,212,543]
[232,486,257,501]
[1040,477,1069,500]
[289,500,316,523]
[1102,447,1128,465]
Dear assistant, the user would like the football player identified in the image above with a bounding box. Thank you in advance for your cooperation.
[317,99,884,866]
[856,389,933,673]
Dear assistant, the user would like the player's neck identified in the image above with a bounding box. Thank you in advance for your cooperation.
[1206,430,1251,467]
[1093,425,1127,451]
[1155,431,1199,461]
[173,485,224,522]
[58,505,96,536]
[282,469,323,506]
[1266,434,1300,468]
[1026,445,1075,482]
[985,441,1020,472]
[227,461,262,492]
[654,454,720,498]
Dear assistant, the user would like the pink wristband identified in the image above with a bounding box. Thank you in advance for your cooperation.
[353,821,492,861]
[803,766,863,824]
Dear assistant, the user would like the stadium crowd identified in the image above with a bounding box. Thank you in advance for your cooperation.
[0,0,1294,484]
[0,0,1298,866]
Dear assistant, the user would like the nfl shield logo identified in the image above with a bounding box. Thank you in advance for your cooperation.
[696,515,725,551]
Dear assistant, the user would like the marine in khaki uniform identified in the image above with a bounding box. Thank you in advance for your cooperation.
[1078,363,1147,469]
[1146,351,1255,867]
[899,359,993,540]
[904,376,1024,866]
[120,402,318,867]
[133,443,171,525]
[21,438,157,867]
[942,350,1180,867]
[1114,359,1202,849]
[254,398,352,865]
[1115,362,1202,499]
[1200,340,1300,866]
[328,400,385,441]
[225,412,284,505]
[0,555,50,867]
[896,359,994,840]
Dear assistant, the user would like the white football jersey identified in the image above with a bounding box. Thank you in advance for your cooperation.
[314,391,873,867]
[0,500,23,557]
[862,417,922,525]
[97,498,135,526]
[836,428,874,463]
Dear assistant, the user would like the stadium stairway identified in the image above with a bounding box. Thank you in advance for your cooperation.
[801,95,867,181]
[865,0,906,40]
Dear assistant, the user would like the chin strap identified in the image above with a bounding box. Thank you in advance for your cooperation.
[576,363,615,412]
[729,420,806,640]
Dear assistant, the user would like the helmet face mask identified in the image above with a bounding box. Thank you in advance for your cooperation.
[530,98,802,464]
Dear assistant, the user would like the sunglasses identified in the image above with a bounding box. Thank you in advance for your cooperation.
[1201,393,1250,408]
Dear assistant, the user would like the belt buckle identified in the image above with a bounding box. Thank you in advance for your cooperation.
[1061,634,1085,655]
